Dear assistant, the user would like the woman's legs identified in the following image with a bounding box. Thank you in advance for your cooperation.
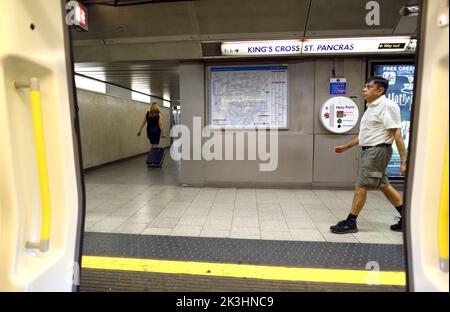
[148,127,161,149]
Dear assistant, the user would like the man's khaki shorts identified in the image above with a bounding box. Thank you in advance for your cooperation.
[357,145,393,189]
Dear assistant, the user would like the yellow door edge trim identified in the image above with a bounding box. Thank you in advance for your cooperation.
[438,131,449,272]
[82,256,406,286]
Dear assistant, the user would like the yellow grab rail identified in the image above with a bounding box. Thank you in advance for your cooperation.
[14,78,51,252]
[438,131,449,272]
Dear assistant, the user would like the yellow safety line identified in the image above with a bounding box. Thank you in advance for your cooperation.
[82,256,406,286]
[30,89,51,242]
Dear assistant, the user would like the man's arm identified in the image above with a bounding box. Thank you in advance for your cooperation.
[391,128,407,175]
[334,137,359,153]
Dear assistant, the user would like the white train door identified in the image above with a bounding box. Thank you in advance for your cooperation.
[405,0,449,291]
[0,0,84,291]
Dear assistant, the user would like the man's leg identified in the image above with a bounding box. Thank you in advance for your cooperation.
[330,185,367,234]
[351,185,368,216]
[379,184,402,207]
[380,184,404,231]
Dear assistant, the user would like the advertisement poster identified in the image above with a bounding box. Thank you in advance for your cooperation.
[373,63,415,178]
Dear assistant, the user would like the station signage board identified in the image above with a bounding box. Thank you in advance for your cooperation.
[221,40,302,56]
[301,37,415,54]
[221,37,416,56]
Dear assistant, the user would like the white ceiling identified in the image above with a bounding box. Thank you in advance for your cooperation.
[75,61,180,101]
[73,0,419,103]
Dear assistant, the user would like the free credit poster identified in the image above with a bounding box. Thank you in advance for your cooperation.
[373,63,415,178]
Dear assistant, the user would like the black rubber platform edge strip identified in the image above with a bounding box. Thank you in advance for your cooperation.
[80,268,405,292]
[83,232,405,271]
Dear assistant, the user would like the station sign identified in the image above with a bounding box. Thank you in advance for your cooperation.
[320,97,359,134]
[221,40,302,56]
[302,37,416,54]
[220,37,416,56]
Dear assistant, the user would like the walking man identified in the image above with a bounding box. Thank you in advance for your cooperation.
[330,76,408,234]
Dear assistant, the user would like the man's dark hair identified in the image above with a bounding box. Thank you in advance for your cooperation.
[366,76,389,94]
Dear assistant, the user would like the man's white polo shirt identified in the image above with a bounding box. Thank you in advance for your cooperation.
[359,95,401,146]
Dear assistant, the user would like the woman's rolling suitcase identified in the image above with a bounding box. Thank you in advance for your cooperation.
[146,147,165,168]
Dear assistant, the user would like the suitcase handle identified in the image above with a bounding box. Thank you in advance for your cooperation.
[14,78,51,252]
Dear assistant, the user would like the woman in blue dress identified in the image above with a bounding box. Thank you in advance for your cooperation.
[137,102,165,148]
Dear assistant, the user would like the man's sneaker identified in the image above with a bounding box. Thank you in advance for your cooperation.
[330,219,358,234]
[390,217,403,232]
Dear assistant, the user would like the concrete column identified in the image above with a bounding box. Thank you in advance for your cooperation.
[179,62,205,186]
